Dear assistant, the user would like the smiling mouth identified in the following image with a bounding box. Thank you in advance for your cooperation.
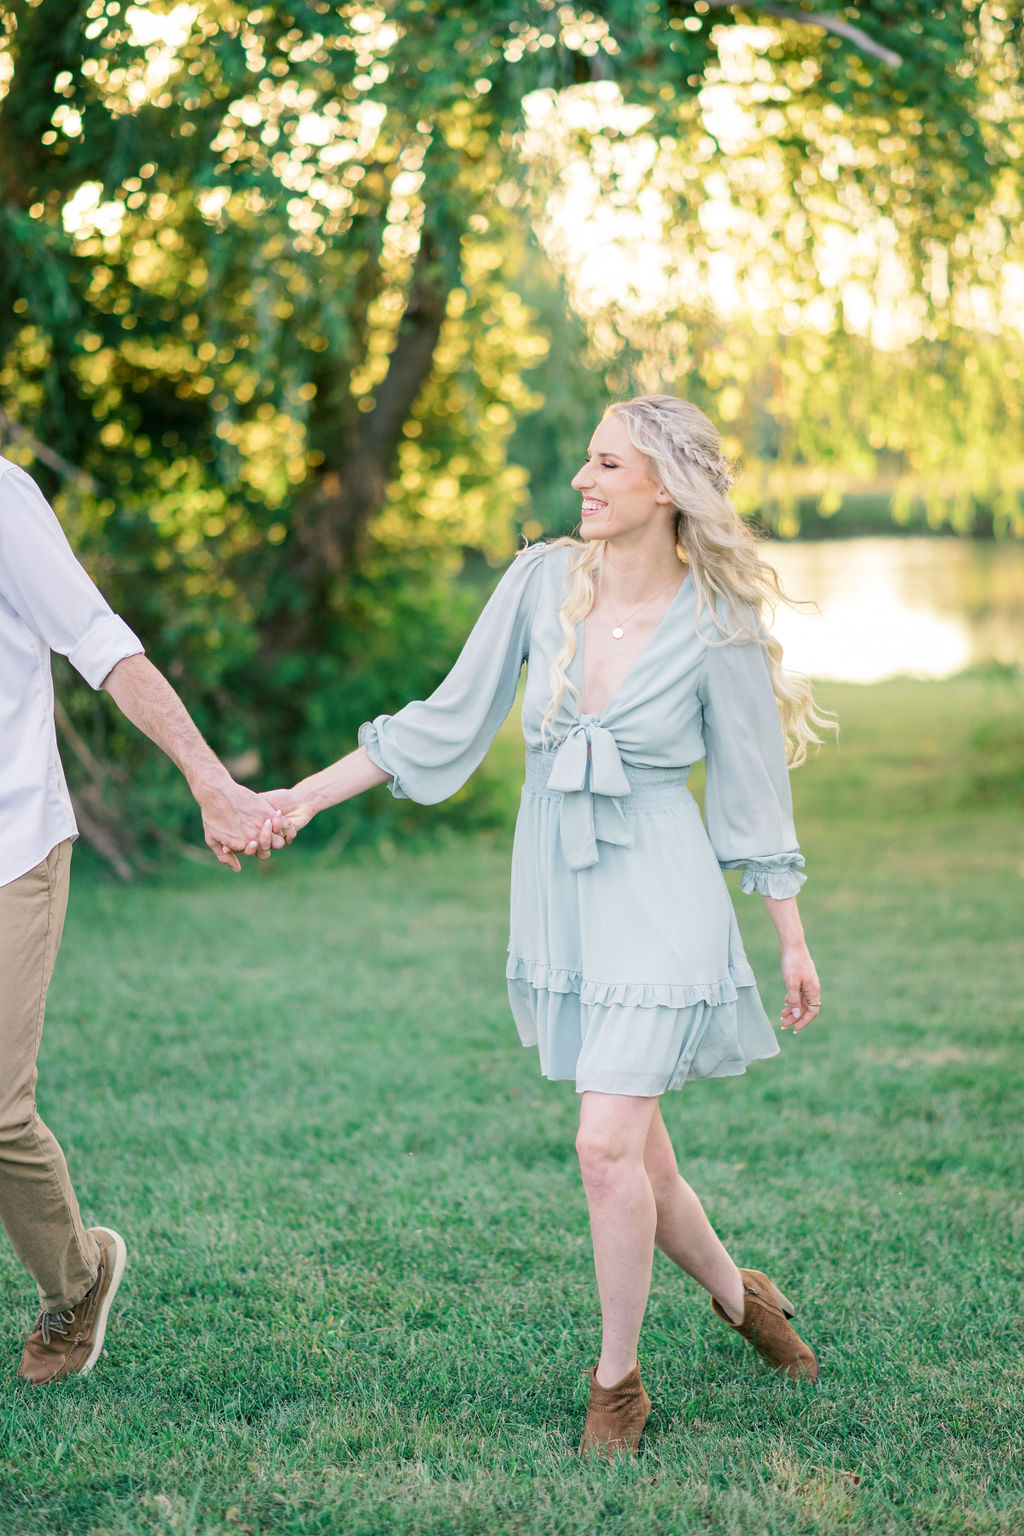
[581,499,606,515]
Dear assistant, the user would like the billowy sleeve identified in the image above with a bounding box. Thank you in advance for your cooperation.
[698,622,806,899]
[358,545,547,804]
[0,465,143,686]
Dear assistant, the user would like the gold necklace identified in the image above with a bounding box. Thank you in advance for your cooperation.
[607,570,682,640]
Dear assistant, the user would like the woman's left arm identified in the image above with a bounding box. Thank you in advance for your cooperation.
[698,626,806,900]
[762,895,821,1031]
[699,621,821,1031]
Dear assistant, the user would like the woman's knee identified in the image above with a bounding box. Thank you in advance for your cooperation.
[576,1124,644,1189]
[576,1093,658,1186]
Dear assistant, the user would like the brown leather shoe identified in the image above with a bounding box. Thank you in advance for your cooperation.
[578,1362,651,1455]
[712,1268,818,1381]
[17,1227,127,1386]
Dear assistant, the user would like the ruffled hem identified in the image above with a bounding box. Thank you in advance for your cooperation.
[507,976,780,1095]
[505,952,757,1009]
[357,720,408,800]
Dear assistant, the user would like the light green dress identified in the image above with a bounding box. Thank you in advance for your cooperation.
[360,543,805,1096]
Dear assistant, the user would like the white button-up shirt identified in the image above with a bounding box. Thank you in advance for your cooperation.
[0,456,143,887]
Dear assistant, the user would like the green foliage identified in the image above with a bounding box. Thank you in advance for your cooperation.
[507,270,614,539]
[607,320,1024,538]
[0,1,1022,863]
[515,5,1024,533]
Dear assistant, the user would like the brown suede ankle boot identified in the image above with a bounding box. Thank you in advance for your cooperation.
[578,1362,651,1456]
[712,1269,819,1381]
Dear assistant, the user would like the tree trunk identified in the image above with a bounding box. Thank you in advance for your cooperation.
[270,210,460,648]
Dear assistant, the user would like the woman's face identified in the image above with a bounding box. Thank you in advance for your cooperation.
[571,414,674,544]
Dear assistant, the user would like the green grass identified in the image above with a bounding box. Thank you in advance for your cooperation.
[1,674,1022,1536]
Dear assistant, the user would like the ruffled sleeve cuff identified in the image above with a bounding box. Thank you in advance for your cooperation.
[734,853,807,899]
[358,718,408,800]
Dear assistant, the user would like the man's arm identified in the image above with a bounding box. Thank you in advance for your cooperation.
[102,654,291,871]
[0,464,289,870]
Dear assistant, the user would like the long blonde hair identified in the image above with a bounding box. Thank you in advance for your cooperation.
[541,395,835,767]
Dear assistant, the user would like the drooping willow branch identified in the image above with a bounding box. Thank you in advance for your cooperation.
[702,2,903,68]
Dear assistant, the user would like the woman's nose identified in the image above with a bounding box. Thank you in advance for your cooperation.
[571,466,591,490]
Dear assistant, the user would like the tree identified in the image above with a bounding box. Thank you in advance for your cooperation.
[1,1,1020,863]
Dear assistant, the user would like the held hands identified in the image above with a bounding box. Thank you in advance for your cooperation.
[242,785,317,858]
[779,941,822,1032]
[240,754,386,854]
[195,777,298,872]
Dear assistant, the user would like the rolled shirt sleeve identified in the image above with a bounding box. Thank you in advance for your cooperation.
[359,544,547,804]
[0,463,143,686]
[698,617,806,899]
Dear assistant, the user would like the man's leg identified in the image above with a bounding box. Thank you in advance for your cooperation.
[0,842,125,1382]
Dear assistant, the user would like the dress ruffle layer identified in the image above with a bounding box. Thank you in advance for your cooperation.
[506,953,757,1009]
[507,974,780,1097]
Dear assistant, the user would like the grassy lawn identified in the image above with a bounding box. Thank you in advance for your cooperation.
[1,674,1022,1536]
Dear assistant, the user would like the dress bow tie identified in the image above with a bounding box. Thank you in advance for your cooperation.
[546,715,633,871]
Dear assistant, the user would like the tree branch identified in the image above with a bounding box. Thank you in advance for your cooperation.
[702,2,903,68]
[53,697,138,880]
[0,406,102,493]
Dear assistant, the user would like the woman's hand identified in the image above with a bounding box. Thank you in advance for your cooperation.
[760,896,822,1033]
[779,941,822,1032]
[241,786,316,856]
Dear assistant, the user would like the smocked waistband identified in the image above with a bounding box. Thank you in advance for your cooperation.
[523,748,694,816]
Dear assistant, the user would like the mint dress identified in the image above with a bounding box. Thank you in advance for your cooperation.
[359,544,805,1096]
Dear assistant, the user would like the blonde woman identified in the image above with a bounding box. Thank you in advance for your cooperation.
[265,395,830,1454]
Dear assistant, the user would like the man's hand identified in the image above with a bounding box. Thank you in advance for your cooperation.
[101,656,300,873]
[195,778,296,872]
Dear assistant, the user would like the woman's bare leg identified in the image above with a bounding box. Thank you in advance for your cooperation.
[576,1091,661,1386]
[643,1104,745,1323]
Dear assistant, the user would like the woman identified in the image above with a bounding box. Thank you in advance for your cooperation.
[262,395,831,1455]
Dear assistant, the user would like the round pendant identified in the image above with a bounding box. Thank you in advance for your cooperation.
[611,626,624,639]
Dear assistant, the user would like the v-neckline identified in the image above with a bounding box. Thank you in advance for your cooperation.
[576,569,691,719]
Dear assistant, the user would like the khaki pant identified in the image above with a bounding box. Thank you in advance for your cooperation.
[0,842,100,1312]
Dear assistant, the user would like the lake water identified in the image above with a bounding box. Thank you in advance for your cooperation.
[765,538,1024,682]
